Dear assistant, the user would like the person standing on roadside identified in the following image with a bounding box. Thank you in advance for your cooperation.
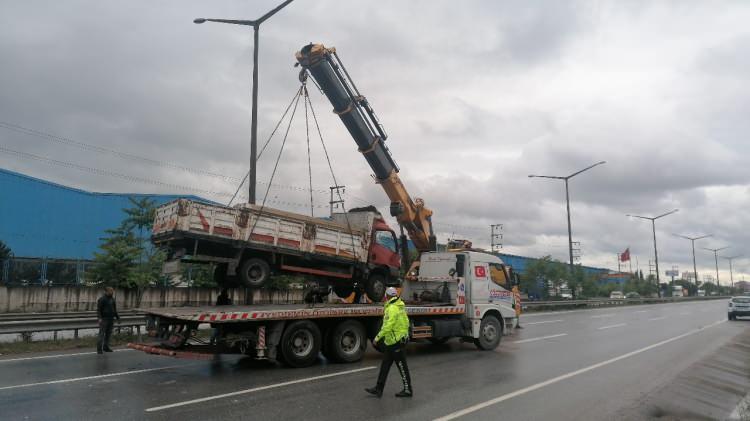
[365,287,413,398]
[97,286,120,354]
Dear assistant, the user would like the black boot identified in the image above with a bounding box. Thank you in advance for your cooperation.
[365,387,382,398]
[97,348,103,354]
[395,389,413,398]
[103,347,113,352]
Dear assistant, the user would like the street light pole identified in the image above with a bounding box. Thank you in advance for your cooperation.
[673,234,711,286]
[626,209,679,297]
[703,246,729,288]
[194,0,294,205]
[722,255,742,289]
[529,161,606,277]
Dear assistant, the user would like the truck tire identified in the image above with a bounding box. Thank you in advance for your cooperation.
[239,258,270,287]
[365,273,387,302]
[474,315,502,351]
[327,320,367,363]
[280,320,322,368]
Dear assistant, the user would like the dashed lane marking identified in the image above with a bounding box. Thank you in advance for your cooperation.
[523,319,564,326]
[513,334,568,344]
[597,323,627,330]
[145,366,377,412]
[0,365,183,391]
[434,319,726,420]
[0,349,133,363]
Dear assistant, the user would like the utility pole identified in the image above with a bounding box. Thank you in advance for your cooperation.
[529,161,606,276]
[722,254,742,289]
[703,246,729,288]
[627,209,679,298]
[490,224,503,253]
[329,185,345,217]
[673,234,711,286]
[194,0,295,204]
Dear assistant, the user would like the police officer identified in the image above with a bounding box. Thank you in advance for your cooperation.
[366,287,413,398]
[96,286,120,354]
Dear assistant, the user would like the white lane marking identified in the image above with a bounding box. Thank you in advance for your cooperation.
[523,300,717,318]
[597,323,627,330]
[523,319,564,326]
[0,365,183,391]
[434,319,726,421]
[648,316,667,321]
[634,310,649,313]
[590,314,616,319]
[513,334,568,344]
[145,366,377,412]
[0,349,133,363]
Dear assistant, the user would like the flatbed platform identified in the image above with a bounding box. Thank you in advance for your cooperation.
[141,302,465,323]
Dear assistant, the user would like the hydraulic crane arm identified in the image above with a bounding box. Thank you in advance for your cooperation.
[296,43,436,253]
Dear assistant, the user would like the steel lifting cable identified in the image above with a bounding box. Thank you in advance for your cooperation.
[246,85,304,243]
[303,86,315,217]
[228,89,307,206]
[304,84,361,263]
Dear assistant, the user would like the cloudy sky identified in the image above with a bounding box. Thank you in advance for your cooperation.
[1,0,748,281]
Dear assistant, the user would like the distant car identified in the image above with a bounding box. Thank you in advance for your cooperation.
[728,296,750,320]
[625,292,640,299]
[610,291,625,299]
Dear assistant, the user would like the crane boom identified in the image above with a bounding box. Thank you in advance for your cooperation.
[296,43,436,253]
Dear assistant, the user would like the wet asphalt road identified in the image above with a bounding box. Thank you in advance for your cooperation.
[0,300,747,421]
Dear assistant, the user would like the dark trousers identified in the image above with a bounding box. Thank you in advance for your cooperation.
[376,341,412,392]
[97,318,114,351]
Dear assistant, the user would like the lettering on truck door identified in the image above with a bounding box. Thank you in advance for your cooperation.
[488,263,514,305]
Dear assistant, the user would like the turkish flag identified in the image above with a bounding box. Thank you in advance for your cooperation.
[620,248,630,262]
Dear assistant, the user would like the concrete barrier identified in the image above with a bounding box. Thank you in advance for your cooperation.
[0,286,306,313]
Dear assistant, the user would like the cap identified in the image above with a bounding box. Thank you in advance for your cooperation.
[385,287,398,297]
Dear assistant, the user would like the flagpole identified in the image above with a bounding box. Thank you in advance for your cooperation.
[617,253,621,272]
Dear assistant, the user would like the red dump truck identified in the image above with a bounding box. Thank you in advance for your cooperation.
[153,199,401,300]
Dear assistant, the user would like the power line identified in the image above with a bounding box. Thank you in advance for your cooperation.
[0,120,328,194]
[0,145,328,209]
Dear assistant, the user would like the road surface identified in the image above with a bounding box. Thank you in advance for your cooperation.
[1,299,747,420]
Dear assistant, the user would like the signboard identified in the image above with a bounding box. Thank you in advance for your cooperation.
[665,270,679,277]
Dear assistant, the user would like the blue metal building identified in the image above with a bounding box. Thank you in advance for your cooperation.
[0,168,209,259]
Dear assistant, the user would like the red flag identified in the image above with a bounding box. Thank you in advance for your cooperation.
[620,248,630,262]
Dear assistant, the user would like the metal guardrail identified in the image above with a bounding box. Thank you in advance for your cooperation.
[0,310,141,322]
[523,296,730,311]
[0,314,147,342]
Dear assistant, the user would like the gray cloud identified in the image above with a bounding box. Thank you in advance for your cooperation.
[1,0,749,280]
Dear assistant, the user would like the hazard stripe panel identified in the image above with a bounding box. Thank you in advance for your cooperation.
[180,306,465,322]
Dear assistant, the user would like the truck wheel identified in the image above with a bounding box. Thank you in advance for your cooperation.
[280,320,322,368]
[365,274,387,302]
[328,320,367,363]
[474,315,502,351]
[239,258,270,287]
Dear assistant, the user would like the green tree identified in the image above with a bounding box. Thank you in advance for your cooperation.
[182,264,218,287]
[88,198,165,290]
[0,240,11,260]
[522,256,568,299]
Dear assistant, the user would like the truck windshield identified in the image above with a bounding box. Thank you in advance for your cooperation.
[375,230,397,253]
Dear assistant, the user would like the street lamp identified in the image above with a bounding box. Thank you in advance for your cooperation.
[673,233,711,286]
[722,254,742,289]
[194,0,294,205]
[529,161,606,276]
[702,246,729,288]
[626,209,679,297]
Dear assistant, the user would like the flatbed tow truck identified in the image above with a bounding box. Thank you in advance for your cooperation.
[129,44,517,366]
[129,250,517,367]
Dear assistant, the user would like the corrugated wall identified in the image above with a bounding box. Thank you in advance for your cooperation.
[0,168,208,259]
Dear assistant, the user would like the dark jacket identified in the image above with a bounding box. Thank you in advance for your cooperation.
[97,295,119,319]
